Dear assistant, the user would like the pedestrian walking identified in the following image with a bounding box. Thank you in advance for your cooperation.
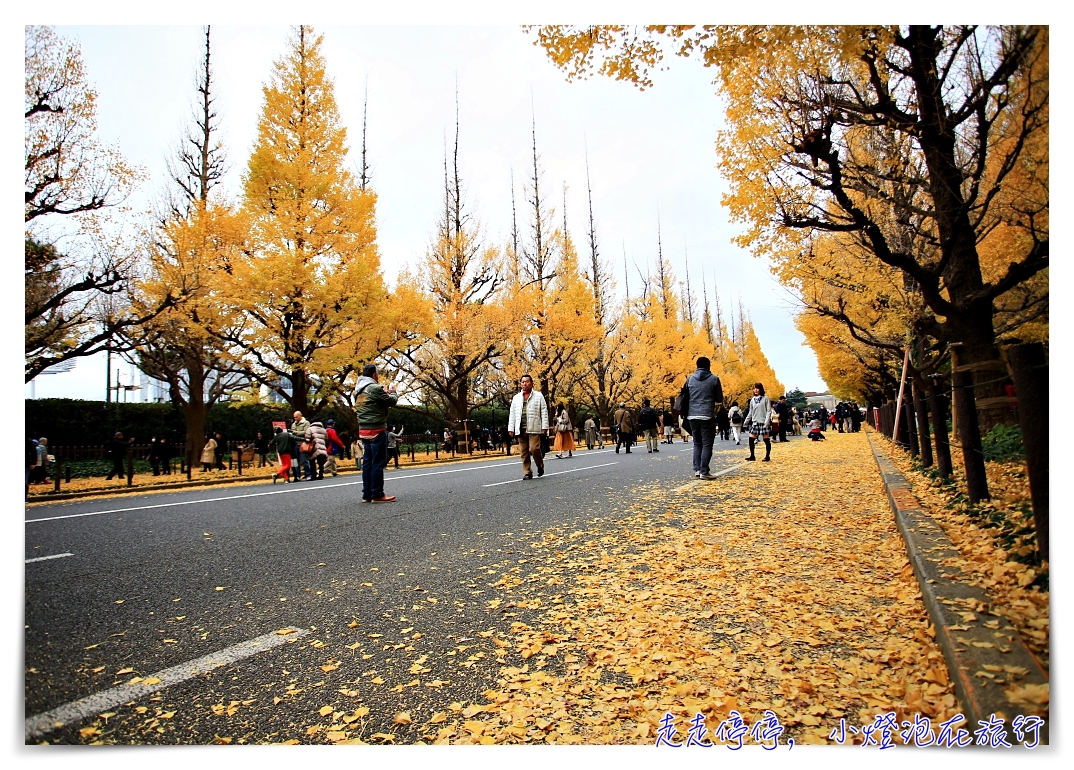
[26,437,38,498]
[106,432,130,480]
[305,419,329,480]
[743,383,773,462]
[728,402,744,444]
[324,419,346,476]
[584,415,598,450]
[679,356,724,479]
[351,438,364,468]
[662,409,675,444]
[200,434,217,472]
[553,404,575,458]
[507,374,549,480]
[613,402,635,454]
[159,437,173,475]
[386,425,403,469]
[255,431,270,467]
[211,432,225,470]
[148,437,164,476]
[716,404,731,441]
[272,426,293,483]
[33,438,50,484]
[290,412,312,480]
[638,398,662,453]
[354,363,399,502]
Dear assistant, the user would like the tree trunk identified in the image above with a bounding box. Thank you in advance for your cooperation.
[902,390,919,457]
[913,378,933,468]
[925,381,952,478]
[951,352,990,502]
[1007,343,1048,561]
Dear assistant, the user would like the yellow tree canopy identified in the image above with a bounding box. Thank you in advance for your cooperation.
[224,25,423,414]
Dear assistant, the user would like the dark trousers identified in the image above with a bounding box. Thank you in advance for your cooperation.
[361,431,388,500]
[107,458,125,480]
[778,421,789,442]
[314,455,326,480]
[616,429,633,452]
[691,419,716,475]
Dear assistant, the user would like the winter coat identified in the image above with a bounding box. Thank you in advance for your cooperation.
[200,438,217,464]
[325,427,346,455]
[290,418,311,447]
[353,376,398,429]
[684,368,724,420]
[272,431,293,456]
[508,389,549,435]
[555,411,573,433]
[744,395,772,430]
[305,422,329,458]
[613,407,635,433]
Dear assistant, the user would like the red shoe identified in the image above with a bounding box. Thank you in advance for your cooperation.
[371,495,396,503]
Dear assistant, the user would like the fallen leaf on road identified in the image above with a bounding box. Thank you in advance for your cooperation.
[394,712,412,724]
[319,706,334,717]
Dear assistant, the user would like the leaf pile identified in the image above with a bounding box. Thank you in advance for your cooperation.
[420,434,960,744]
[877,433,1049,670]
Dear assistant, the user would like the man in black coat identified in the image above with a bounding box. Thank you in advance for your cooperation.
[774,395,793,443]
[106,432,131,480]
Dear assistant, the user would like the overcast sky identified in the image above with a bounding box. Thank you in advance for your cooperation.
[24,21,844,399]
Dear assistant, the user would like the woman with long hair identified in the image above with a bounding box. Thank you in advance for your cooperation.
[553,404,575,458]
[742,382,773,462]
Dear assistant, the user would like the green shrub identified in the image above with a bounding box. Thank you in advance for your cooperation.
[981,423,1025,462]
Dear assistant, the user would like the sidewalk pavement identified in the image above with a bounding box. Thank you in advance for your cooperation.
[865,430,1048,745]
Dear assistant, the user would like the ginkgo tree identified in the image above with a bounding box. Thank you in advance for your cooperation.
[394,108,513,428]
[220,25,424,417]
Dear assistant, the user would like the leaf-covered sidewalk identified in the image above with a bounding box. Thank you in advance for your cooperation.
[423,432,960,744]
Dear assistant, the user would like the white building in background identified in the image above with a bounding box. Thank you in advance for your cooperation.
[805,391,838,410]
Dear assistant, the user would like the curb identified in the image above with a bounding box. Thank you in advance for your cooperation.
[26,451,510,504]
[864,430,1049,745]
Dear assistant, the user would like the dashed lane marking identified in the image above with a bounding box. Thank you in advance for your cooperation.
[25,552,73,564]
[25,626,310,741]
[482,461,620,487]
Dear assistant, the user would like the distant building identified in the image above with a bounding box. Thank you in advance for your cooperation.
[805,392,837,410]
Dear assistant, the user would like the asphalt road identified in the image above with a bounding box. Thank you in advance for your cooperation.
[24,435,768,744]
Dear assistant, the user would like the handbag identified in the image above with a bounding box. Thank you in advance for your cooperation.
[299,440,314,454]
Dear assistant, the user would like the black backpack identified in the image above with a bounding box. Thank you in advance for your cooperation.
[639,407,658,429]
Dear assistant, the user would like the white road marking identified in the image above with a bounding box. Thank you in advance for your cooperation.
[24,626,310,740]
[483,461,620,487]
[25,553,73,564]
[26,457,538,525]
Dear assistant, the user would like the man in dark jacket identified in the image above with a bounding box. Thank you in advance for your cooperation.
[106,432,131,480]
[683,357,723,480]
[354,363,399,502]
[774,395,793,443]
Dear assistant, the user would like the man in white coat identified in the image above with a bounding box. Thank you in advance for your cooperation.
[507,374,550,480]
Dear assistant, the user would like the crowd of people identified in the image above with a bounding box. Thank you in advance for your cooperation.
[28,359,870,503]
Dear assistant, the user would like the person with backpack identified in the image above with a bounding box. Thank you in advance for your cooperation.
[728,402,744,444]
[638,398,662,453]
[324,419,347,476]
[678,356,724,479]
[613,402,635,454]
[743,382,773,462]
